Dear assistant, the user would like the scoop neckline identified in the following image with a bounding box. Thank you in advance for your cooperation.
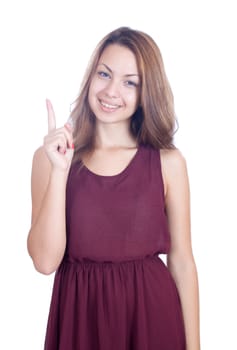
[82,144,143,179]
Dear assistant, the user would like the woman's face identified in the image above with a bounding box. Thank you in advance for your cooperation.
[88,44,140,126]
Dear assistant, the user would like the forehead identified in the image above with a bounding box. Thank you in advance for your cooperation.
[98,44,138,74]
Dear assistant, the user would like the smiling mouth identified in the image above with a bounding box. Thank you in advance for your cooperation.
[99,99,121,110]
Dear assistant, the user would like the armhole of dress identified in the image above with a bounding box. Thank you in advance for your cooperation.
[66,163,75,204]
[157,149,166,203]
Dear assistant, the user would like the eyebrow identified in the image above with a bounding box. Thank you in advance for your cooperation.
[98,63,140,77]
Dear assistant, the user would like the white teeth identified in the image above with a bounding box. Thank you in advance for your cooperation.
[100,100,119,109]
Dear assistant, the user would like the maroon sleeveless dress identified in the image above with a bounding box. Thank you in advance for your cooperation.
[44,144,186,350]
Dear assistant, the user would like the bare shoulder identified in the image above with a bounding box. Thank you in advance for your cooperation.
[160,149,188,195]
[160,148,187,171]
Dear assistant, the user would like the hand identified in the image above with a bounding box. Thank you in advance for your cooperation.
[44,99,74,172]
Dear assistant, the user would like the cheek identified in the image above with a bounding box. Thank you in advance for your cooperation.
[89,78,106,96]
[126,90,139,107]
[88,80,100,106]
[88,80,96,98]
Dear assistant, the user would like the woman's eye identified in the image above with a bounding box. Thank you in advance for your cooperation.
[125,80,139,87]
[97,71,110,78]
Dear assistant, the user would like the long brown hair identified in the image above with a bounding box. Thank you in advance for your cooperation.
[70,27,177,163]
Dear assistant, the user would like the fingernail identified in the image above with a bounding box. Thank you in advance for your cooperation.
[58,147,66,154]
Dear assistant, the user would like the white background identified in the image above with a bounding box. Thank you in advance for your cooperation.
[0,0,236,349]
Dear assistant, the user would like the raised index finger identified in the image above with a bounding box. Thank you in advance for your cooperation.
[46,99,56,133]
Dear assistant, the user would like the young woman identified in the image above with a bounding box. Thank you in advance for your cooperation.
[27,27,200,350]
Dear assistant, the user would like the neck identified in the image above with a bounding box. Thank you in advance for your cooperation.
[94,121,137,149]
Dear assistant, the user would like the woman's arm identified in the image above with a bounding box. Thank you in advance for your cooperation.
[27,147,68,275]
[161,149,201,350]
[27,100,74,275]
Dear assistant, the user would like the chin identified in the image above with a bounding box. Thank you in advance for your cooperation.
[95,116,123,124]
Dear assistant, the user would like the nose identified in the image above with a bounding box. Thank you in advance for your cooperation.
[104,79,120,99]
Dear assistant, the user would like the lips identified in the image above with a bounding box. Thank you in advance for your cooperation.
[99,99,121,111]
